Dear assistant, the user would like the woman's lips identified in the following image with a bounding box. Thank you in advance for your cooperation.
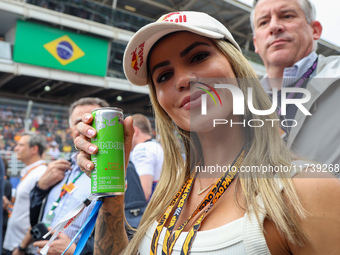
[180,90,207,110]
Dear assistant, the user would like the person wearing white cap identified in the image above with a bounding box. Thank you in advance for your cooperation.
[75,11,340,255]
[47,141,60,160]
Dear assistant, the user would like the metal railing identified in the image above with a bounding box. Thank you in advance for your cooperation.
[0,151,24,176]
[0,150,72,177]
[26,0,153,33]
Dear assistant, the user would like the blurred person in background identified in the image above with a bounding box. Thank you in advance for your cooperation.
[130,114,164,202]
[1,156,12,254]
[0,154,4,255]
[47,141,60,160]
[28,97,146,254]
[3,131,47,255]
[27,98,106,255]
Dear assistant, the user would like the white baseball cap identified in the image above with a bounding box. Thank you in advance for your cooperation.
[123,11,241,86]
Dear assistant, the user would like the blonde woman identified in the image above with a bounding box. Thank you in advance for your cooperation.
[75,11,340,255]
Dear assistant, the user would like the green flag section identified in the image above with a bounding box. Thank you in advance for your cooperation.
[13,20,109,76]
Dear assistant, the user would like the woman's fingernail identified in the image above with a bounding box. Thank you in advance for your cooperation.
[87,129,95,137]
[84,115,90,121]
[86,163,91,169]
[89,146,96,153]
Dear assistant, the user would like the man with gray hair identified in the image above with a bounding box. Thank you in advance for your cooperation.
[251,0,340,178]
[26,97,109,254]
[3,131,47,254]
[26,97,146,254]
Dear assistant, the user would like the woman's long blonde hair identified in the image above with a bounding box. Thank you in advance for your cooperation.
[123,38,306,254]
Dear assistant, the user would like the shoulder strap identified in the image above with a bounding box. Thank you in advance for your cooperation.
[243,198,271,255]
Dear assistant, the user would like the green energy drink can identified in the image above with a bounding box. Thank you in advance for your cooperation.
[91,107,125,196]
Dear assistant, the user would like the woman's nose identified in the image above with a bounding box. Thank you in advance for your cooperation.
[174,70,196,91]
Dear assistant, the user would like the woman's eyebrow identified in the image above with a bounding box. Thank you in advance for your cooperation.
[151,60,170,76]
[151,41,210,75]
[180,42,210,57]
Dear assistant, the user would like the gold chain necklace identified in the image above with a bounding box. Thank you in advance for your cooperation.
[197,180,214,195]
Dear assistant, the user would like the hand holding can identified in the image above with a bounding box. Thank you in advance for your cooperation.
[91,107,125,196]
[74,111,134,183]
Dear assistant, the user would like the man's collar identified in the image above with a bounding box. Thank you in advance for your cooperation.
[20,159,46,177]
[261,51,318,93]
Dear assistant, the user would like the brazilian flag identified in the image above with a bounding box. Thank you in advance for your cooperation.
[13,20,109,77]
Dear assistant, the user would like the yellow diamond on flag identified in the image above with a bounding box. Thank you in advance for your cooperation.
[43,35,85,66]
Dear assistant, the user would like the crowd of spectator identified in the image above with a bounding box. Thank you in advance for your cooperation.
[0,102,75,159]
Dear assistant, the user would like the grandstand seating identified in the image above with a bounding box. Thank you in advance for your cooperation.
[0,97,73,176]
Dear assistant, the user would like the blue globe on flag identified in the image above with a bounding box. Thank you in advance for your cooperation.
[57,41,73,60]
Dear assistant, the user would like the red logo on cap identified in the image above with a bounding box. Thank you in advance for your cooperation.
[160,12,187,23]
[131,42,145,75]
[131,49,139,73]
